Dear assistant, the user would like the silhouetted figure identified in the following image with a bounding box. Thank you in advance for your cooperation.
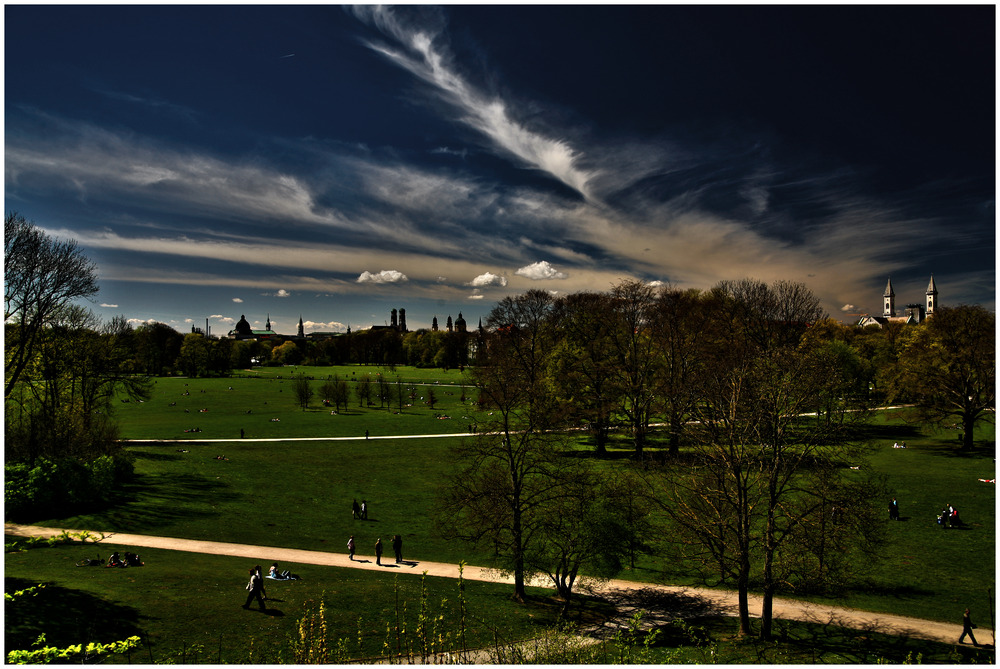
[243,566,267,610]
[375,538,383,566]
[392,534,403,563]
[348,535,356,561]
[888,498,899,520]
[959,608,979,646]
[352,499,360,519]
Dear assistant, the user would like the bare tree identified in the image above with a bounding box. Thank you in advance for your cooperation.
[5,213,99,398]
[440,290,562,602]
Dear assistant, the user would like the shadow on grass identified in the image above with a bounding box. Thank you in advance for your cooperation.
[88,472,240,531]
[5,577,144,652]
[582,586,725,640]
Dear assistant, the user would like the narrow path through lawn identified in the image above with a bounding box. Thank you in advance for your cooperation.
[6,523,990,649]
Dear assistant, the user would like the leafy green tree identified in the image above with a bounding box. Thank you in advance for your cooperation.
[663,279,881,639]
[548,292,618,453]
[132,321,183,375]
[606,280,661,456]
[886,305,995,450]
[176,333,211,377]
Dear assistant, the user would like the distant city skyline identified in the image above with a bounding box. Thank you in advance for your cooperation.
[5,6,994,334]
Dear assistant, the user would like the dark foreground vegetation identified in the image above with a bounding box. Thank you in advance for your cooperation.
[5,213,995,663]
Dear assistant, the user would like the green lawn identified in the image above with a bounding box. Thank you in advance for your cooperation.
[6,366,996,661]
[116,366,476,440]
[5,543,566,663]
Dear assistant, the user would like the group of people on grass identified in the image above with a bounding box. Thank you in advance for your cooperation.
[242,563,299,611]
[886,497,964,528]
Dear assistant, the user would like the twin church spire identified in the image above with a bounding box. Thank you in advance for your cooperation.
[883,275,937,319]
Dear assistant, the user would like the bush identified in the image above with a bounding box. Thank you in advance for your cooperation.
[4,455,134,522]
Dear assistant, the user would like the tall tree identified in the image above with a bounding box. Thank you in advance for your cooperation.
[293,374,313,411]
[650,286,711,455]
[440,290,563,602]
[606,280,661,456]
[663,279,880,638]
[5,212,99,398]
[886,305,995,449]
[548,292,618,453]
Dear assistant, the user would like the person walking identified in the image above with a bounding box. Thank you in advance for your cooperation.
[392,534,403,563]
[888,498,899,521]
[959,608,980,646]
[347,535,356,561]
[243,566,267,611]
[375,537,383,566]
[361,500,368,520]
[352,499,360,519]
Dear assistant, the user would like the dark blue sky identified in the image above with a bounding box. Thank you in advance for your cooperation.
[5,5,994,335]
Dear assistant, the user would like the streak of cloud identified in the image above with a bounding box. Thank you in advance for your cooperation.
[353,6,597,200]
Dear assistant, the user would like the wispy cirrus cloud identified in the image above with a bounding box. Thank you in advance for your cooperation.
[353,5,597,200]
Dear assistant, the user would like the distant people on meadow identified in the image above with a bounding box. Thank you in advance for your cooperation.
[937,504,960,528]
[347,535,356,561]
[361,500,368,520]
[888,498,899,521]
[352,499,360,519]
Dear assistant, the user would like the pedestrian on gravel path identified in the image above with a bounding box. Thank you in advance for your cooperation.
[375,537,383,565]
[392,534,403,563]
[348,535,356,561]
[959,608,980,646]
[243,566,267,611]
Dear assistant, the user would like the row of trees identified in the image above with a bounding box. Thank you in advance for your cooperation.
[129,322,477,377]
[439,283,994,637]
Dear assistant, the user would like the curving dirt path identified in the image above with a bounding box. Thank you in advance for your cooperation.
[5,523,991,649]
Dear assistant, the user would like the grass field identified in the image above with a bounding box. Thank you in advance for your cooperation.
[5,365,996,662]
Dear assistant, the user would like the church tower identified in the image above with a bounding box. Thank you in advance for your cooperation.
[883,278,896,317]
[926,275,938,317]
[399,308,407,333]
[266,314,272,331]
[298,316,304,338]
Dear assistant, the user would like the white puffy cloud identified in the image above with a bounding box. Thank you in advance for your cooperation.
[100,303,119,308]
[841,304,856,312]
[357,269,409,284]
[515,261,568,281]
[468,272,508,287]
[275,289,292,298]
[303,320,348,332]
[232,297,243,303]
[468,289,485,300]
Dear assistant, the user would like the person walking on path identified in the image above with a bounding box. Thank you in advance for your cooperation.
[352,499,360,519]
[243,565,267,611]
[392,534,403,563]
[375,537,383,566]
[347,535,356,561]
[959,608,980,646]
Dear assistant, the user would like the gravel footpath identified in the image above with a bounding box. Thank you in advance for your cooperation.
[6,523,992,649]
